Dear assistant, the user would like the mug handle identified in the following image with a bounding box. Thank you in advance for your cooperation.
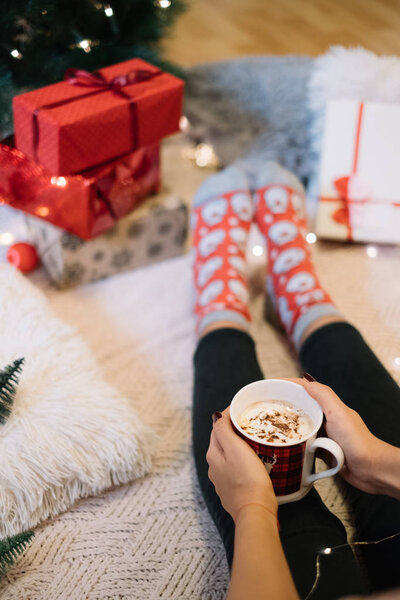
[305,437,345,484]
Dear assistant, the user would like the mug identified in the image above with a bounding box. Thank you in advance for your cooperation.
[230,379,344,504]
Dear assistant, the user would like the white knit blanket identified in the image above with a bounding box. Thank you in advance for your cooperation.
[1,138,400,599]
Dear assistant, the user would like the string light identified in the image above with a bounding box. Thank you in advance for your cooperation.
[179,115,189,132]
[78,39,91,53]
[104,5,114,16]
[0,233,14,245]
[158,0,171,7]
[304,530,400,600]
[306,232,317,244]
[366,245,378,258]
[36,206,50,217]
[50,176,67,187]
[182,143,219,168]
[252,245,264,257]
[10,49,23,59]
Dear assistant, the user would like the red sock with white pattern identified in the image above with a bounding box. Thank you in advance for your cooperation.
[192,167,254,335]
[253,165,340,349]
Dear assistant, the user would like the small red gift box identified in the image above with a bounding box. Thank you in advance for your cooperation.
[0,141,160,239]
[13,58,184,176]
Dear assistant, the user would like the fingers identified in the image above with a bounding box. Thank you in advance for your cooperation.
[212,407,254,458]
[301,379,347,418]
[276,377,347,419]
[278,377,306,385]
[211,408,238,454]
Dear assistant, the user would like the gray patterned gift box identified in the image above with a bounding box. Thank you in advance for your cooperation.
[25,195,188,288]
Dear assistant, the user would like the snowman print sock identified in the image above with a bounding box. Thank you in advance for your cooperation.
[192,166,254,335]
[252,162,341,350]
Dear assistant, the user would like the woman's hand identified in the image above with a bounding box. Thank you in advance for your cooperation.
[299,377,400,498]
[206,408,277,523]
[207,411,298,600]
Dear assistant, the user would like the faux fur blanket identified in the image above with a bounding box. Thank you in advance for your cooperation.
[0,265,153,539]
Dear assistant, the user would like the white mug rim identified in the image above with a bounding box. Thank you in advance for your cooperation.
[230,379,323,448]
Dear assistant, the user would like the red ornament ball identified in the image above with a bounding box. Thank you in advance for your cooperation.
[7,242,39,273]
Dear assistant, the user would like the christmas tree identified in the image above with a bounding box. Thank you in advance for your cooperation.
[0,358,35,578]
[0,358,24,424]
[0,0,186,137]
[0,532,35,578]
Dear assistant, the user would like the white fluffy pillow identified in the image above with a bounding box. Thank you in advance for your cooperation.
[307,46,400,206]
[0,265,153,538]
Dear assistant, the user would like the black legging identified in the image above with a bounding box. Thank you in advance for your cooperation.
[193,323,400,599]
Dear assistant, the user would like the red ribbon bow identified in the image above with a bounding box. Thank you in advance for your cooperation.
[332,176,351,234]
[64,67,159,98]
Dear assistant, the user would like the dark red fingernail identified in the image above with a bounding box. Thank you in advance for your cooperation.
[212,411,222,423]
[303,372,316,382]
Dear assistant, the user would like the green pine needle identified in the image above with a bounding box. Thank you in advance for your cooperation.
[0,531,35,578]
[0,358,24,425]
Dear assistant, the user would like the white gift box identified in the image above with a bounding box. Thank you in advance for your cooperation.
[316,99,400,244]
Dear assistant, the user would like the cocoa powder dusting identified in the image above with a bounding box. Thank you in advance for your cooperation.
[241,406,302,442]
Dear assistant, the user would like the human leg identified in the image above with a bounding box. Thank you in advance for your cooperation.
[249,161,341,352]
[193,327,264,564]
[192,164,367,598]
[193,327,368,598]
[247,160,400,592]
[192,165,254,336]
[300,322,400,592]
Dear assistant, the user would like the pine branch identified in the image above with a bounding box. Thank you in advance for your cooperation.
[0,531,35,578]
[0,358,24,425]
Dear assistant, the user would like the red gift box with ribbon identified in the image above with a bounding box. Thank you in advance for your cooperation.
[0,141,160,239]
[13,58,184,176]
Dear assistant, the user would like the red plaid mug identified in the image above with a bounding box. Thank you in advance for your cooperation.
[230,379,344,504]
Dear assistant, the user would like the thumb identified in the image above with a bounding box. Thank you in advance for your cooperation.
[302,379,347,419]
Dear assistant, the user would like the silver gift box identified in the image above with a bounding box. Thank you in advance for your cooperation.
[26,195,188,288]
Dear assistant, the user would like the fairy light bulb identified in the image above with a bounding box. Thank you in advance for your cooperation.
[104,5,113,16]
[252,245,264,257]
[0,232,15,245]
[50,176,67,187]
[306,232,317,244]
[194,143,216,167]
[36,206,50,217]
[366,245,378,258]
[11,49,23,59]
[78,39,91,53]
[322,547,332,555]
[159,0,171,7]
[179,115,189,132]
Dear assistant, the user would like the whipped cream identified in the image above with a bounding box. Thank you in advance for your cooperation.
[238,400,313,444]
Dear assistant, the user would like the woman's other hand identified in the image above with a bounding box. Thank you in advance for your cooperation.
[301,376,400,499]
[206,408,277,523]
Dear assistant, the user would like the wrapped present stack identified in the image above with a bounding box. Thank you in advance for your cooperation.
[25,194,188,289]
[0,58,187,286]
[316,99,400,245]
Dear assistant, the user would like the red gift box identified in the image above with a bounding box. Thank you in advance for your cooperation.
[0,141,160,239]
[13,58,184,176]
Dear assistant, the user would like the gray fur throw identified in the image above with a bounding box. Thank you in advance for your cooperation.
[184,55,314,185]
